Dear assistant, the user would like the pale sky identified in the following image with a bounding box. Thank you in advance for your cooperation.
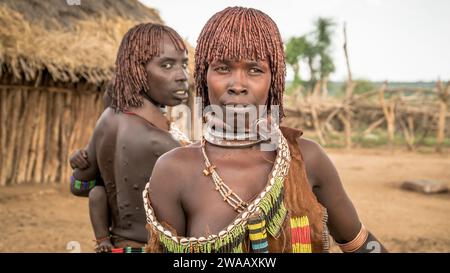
[141,0,450,82]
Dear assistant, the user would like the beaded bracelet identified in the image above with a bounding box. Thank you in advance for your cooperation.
[110,247,146,253]
[71,176,96,191]
[94,235,111,245]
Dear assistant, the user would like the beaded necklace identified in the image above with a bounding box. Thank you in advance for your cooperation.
[143,127,291,253]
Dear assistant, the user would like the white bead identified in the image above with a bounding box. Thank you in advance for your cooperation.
[180,238,189,245]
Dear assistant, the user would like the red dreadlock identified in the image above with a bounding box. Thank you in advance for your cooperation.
[111,23,186,112]
[195,7,286,119]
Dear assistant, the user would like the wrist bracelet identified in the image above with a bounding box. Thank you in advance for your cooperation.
[337,224,369,253]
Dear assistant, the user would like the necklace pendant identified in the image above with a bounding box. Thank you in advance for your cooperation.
[240,201,249,208]
[202,165,216,176]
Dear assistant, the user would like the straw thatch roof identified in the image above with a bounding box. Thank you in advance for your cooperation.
[0,0,170,86]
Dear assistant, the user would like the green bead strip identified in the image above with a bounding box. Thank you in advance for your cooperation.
[158,223,246,253]
[258,176,287,237]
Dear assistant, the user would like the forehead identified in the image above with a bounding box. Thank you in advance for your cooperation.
[211,58,269,66]
[203,35,275,70]
[153,35,187,59]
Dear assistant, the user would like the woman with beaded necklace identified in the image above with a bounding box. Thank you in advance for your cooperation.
[143,7,387,253]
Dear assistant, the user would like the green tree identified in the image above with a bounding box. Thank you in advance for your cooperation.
[285,35,317,91]
[303,39,319,85]
[285,17,337,95]
[285,36,307,87]
[314,17,336,97]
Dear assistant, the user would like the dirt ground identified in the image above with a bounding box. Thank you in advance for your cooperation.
[1,148,449,253]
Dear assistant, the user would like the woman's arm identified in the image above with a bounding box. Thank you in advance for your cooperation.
[299,138,387,253]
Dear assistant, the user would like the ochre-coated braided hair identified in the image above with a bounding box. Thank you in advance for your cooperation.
[195,7,286,119]
[111,23,186,112]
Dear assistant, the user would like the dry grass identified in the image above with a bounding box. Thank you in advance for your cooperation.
[0,0,167,84]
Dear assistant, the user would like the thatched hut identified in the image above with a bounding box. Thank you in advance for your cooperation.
[0,0,190,186]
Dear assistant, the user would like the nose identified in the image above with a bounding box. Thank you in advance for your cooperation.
[227,71,248,96]
[175,66,188,83]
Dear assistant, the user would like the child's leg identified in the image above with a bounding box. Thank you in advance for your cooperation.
[89,186,113,252]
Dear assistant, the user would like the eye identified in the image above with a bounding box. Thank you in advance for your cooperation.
[215,66,230,73]
[249,67,263,74]
[182,63,188,69]
[162,63,173,69]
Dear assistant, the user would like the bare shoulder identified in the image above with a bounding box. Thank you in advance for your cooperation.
[297,137,339,187]
[92,108,118,134]
[297,137,327,163]
[154,141,201,170]
[71,109,117,181]
[150,141,201,187]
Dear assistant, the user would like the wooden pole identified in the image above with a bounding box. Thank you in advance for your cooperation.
[311,100,326,145]
[342,22,355,149]
[25,90,42,183]
[436,81,449,153]
[49,92,63,183]
[34,91,48,183]
[363,117,385,135]
[0,87,8,185]
[16,90,39,184]
[400,114,415,151]
[343,23,353,85]
[4,90,23,184]
[379,82,396,149]
[60,93,71,186]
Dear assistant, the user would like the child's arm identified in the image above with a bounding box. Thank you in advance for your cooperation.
[70,133,101,197]
[300,138,388,253]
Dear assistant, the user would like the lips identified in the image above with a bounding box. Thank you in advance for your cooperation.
[223,103,253,115]
[172,89,189,100]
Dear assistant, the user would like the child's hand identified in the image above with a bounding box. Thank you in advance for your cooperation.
[69,149,89,170]
[95,239,113,253]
